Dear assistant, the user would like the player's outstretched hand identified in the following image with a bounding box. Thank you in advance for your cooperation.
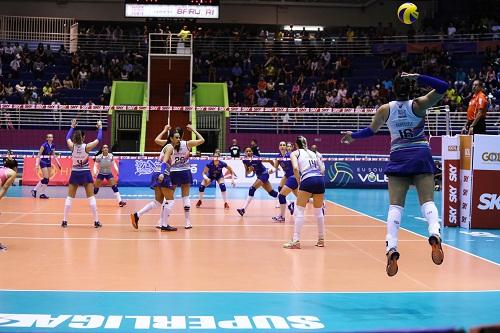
[340,131,354,144]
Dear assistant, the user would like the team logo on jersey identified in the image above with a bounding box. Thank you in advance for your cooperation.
[327,162,353,187]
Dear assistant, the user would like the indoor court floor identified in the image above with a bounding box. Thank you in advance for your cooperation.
[0,186,499,332]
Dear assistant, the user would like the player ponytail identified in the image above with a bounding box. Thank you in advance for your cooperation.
[296,136,308,150]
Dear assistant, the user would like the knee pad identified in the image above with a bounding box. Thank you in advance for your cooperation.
[219,183,227,192]
[199,185,206,192]
[41,178,49,185]
[278,193,287,204]
[278,186,282,192]
[93,187,99,195]
[268,190,278,198]
[111,185,118,193]
[249,186,256,196]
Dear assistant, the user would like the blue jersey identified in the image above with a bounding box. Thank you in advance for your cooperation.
[41,142,55,164]
[387,100,429,153]
[243,159,267,176]
[276,152,293,177]
[205,160,227,180]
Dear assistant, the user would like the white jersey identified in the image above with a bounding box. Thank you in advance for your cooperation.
[95,153,114,175]
[72,143,90,171]
[387,100,429,152]
[170,140,190,172]
[296,149,323,181]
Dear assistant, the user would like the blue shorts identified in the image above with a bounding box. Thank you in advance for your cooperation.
[170,169,192,186]
[257,172,270,183]
[384,148,437,177]
[96,173,113,181]
[208,176,223,183]
[40,160,52,169]
[299,176,325,194]
[285,175,298,190]
[69,170,93,185]
[150,172,172,189]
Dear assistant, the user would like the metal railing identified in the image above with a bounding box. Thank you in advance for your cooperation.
[69,32,499,55]
[0,105,109,130]
[0,15,75,48]
[148,33,193,56]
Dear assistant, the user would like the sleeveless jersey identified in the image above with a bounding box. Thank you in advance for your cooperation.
[72,144,90,171]
[170,140,190,172]
[95,153,114,175]
[205,160,227,179]
[41,142,55,163]
[387,100,429,152]
[296,149,322,181]
[277,152,294,177]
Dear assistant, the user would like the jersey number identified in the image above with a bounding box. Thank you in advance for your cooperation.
[174,157,186,164]
[76,159,85,167]
[309,160,318,168]
[398,129,414,139]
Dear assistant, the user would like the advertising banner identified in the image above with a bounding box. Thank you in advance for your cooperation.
[470,135,500,228]
[324,160,388,189]
[459,135,473,229]
[22,157,118,186]
[441,136,460,227]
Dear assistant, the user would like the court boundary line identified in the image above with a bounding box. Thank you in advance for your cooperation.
[0,289,499,294]
[326,199,500,267]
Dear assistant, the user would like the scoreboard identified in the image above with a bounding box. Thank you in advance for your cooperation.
[125,0,219,19]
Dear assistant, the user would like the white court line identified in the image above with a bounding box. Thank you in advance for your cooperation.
[325,199,500,267]
[0,222,384,228]
[0,211,360,217]
[1,289,498,294]
[0,236,425,242]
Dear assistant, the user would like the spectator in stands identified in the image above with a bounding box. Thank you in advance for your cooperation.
[178,25,190,42]
[250,139,261,156]
[4,82,13,97]
[15,81,25,96]
[229,139,241,158]
[51,75,63,94]
[42,82,53,101]
[78,67,89,89]
[0,82,4,98]
[310,144,318,153]
[10,54,21,79]
[45,44,54,67]
[243,83,255,106]
[101,84,111,104]
[51,98,62,123]
[33,57,45,80]
[454,68,467,93]
[447,23,457,38]
[256,91,269,107]
[1,99,14,130]
[463,80,488,135]
[63,75,73,89]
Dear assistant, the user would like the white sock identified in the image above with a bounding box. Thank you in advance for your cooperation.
[182,196,191,225]
[137,200,160,217]
[421,201,440,236]
[34,180,43,191]
[199,191,205,200]
[314,207,325,239]
[293,205,305,242]
[114,192,122,203]
[243,196,253,210]
[386,205,403,252]
[160,201,175,227]
[221,190,227,203]
[39,184,47,195]
[88,196,98,222]
[280,204,286,217]
[63,197,73,221]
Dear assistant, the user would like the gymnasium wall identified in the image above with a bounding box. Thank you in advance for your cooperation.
[0,0,438,27]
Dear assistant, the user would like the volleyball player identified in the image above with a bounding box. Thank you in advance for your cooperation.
[93,144,126,207]
[196,150,235,209]
[283,136,325,249]
[32,133,61,199]
[341,72,448,276]
[62,119,102,228]
[0,158,18,250]
[236,147,278,217]
[169,124,205,229]
[272,141,297,222]
[130,129,177,231]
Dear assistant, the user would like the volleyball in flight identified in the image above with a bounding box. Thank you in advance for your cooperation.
[397,2,419,24]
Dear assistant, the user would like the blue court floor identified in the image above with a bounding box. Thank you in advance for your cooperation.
[1,186,499,332]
